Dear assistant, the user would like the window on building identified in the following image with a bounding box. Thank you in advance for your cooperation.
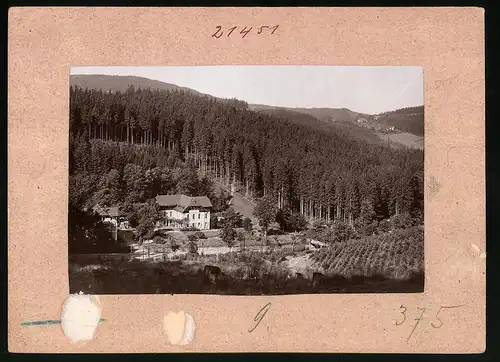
[198,213,200,219]
[192,214,195,219]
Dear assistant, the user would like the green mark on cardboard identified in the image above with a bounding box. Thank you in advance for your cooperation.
[21,318,106,326]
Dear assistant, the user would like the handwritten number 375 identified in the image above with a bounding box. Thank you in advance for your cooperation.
[396,305,464,342]
[397,305,464,328]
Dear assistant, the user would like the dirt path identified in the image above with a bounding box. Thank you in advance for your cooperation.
[213,180,259,226]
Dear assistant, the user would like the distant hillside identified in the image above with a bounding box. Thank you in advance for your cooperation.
[373,106,424,136]
[251,103,424,137]
[250,104,426,149]
[70,74,205,95]
[293,107,371,123]
[250,107,326,130]
[252,107,385,146]
[70,74,248,109]
[249,104,370,124]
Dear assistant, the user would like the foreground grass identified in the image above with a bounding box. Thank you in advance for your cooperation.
[69,260,423,295]
[69,229,424,295]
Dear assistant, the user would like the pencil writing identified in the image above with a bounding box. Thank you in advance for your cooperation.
[212,25,279,39]
[396,304,465,342]
[248,302,271,333]
[407,307,426,342]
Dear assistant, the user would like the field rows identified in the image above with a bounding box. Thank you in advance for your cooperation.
[310,226,424,279]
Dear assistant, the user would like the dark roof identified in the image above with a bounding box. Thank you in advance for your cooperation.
[189,196,213,208]
[155,195,181,207]
[93,205,120,217]
[155,194,213,212]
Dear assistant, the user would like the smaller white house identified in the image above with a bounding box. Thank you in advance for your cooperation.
[92,205,120,240]
[155,194,213,230]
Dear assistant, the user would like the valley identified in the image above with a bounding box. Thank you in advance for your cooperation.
[68,72,424,295]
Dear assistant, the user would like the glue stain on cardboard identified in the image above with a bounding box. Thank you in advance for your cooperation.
[163,310,196,346]
[60,292,102,343]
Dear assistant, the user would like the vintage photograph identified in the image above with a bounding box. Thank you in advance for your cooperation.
[68,66,424,295]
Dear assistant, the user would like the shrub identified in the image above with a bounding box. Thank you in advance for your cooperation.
[187,241,198,254]
[331,221,356,243]
[210,214,220,229]
[194,231,207,239]
[180,226,199,232]
[318,228,336,243]
[262,263,291,280]
[242,217,253,232]
[170,239,180,252]
[152,235,167,244]
[390,212,413,230]
[187,234,198,242]
[378,219,390,233]
[294,244,306,252]
[358,221,379,237]
[220,226,237,250]
[276,208,308,232]
[312,219,326,231]
[219,208,243,229]
[237,231,245,242]
[253,195,278,236]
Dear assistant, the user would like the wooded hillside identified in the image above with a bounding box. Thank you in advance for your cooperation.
[69,85,424,225]
[374,106,424,136]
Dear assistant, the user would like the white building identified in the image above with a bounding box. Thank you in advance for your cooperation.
[92,205,120,240]
[155,194,213,230]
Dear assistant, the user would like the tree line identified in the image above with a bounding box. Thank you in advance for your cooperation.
[69,137,230,209]
[376,105,424,117]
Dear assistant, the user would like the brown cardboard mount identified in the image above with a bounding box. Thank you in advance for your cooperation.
[8,7,485,353]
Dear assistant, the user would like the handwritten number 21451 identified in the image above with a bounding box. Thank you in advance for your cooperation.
[212,25,279,39]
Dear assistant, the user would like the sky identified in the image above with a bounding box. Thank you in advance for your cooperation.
[70,66,424,114]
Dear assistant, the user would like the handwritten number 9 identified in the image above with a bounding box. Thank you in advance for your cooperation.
[396,305,407,326]
[249,302,271,333]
